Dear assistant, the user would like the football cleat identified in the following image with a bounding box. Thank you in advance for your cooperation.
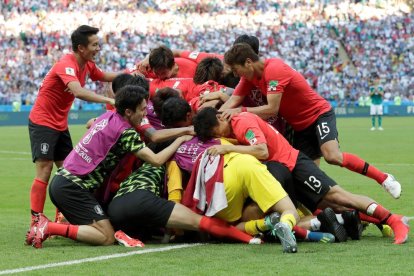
[386,215,409,244]
[115,230,145,248]
[274,222,297,253]
[317,208,348,242]
[342,210,363,240]
[381,174,401,199]
[32,214,51,249]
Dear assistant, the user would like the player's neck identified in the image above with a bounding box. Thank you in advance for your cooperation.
[73,52,87,69]
[253,59,265,80]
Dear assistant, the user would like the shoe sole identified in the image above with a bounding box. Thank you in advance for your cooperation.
[318,208,348,242]
[343,211,362,240]
[274,223,297,253]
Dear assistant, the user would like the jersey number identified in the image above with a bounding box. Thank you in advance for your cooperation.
[317,122,330,140]
[304,176,322,194]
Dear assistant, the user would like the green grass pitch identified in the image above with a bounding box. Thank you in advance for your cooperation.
[0,117,413,275]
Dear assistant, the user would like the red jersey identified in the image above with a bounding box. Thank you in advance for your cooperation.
[233,58,331,131]
[174,57,197,78]
[29,53,104,131]
[231,112,299,171]
[179,51,223,64]
[128,57,197,79]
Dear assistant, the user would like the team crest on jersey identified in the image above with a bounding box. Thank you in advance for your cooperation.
[40,143,49,155]
[173,81,181,89]
[189,51,200,59]
[268,80,278,91]
[140,117,149,126]
[65,67,75,76]
[245,130,257,145]
[94,205,104,216]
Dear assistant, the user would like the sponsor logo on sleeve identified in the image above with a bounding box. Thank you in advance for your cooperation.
[65,67,76,76]
[245,130,257,145]
[189,51,200,59]
[268,80,279,92]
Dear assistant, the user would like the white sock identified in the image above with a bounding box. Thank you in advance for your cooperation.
[310,218,321,231]
[336,214,344,225]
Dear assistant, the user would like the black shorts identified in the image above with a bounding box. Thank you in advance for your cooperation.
[49,174,109,225]
[108,189,175,233]
[28,120,73,162]
[291,152,337,212]
[265,161,298,207]
[293,109,339,160]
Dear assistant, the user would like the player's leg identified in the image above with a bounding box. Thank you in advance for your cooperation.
[370,104,376,130]
[377,105,383,130]
[319,185,409,244]
[27,174,115,248]
[315,110,400,198]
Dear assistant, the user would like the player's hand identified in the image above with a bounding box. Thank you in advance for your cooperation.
[108,98,115,106]
[220,108,241,121]
[199,92,221,105]
[198,99,220,110]
[207,145,228,156]
[185,126,195,135]
[136,55,150,74]
[179,135,194,143]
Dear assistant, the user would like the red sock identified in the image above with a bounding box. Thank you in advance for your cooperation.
[359,212,381,224]
[48,222,79,240]
[366,203,391,223]
[342,153,387,184]
[293,226,308,239]
[30,178,48,214]
[199,217,253,243]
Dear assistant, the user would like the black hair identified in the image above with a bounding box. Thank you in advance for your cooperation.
[193,107,219,142]
[161,97,191,127]
[149,45,175,71]
[224,43,259,66]
[152,87,180,117]
[125,75,150,98]
[193,57,224,84]
[112,74,134,94]
[234,34,260,55]
[71,25,99,52]
[115,85,146,116]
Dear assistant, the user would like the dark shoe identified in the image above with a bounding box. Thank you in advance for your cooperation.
[342,210,363,240]
[317,208,348,242]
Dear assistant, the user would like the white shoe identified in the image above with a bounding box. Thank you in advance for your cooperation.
[248,237,263,245]
[378,127,384,131]
[382,174,401,199]
[370,127,376,131]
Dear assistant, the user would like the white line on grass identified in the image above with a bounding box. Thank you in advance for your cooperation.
[0,243,203,275]
[0,150,31,155]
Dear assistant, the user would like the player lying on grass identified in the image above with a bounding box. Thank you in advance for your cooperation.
[160,97,336,247]
[193,108,410,244]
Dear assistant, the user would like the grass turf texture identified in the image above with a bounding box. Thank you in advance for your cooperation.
[0,117,413,275]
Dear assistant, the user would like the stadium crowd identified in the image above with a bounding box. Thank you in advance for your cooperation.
[0,0,413,107]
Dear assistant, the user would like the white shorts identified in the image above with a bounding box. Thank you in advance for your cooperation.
[370,104,383,115]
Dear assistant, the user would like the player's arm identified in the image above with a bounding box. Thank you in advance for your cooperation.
[101,72,122,82]
[172,49,185,57]
[67,81,115,105]
[135,135,193,167]
[206,143,268,160]
[239,93,282,119]
[144,126,195,143]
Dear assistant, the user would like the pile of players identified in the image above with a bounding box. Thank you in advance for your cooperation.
[25,25,409,253]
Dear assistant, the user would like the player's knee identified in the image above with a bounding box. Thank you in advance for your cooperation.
[323,150,343,165]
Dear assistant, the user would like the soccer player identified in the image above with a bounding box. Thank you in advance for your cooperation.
[369,74,384,131]
[219,43,401,199]
[27,25,122,232]
[193,108,410,244]
[25,85,197,248]
[161,97,334,247]
[132,45,197,80]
